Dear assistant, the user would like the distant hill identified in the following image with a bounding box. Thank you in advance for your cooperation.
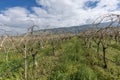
[32,22,113,35]
[32,24,94,35]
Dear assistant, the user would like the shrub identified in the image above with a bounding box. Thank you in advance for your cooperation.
[70,64,97,80]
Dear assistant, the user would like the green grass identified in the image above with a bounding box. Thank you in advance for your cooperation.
[0,36,120,80]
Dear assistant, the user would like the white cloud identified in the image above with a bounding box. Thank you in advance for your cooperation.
[0,0,120,34]
[35,0,120,26]
[0,7,36,33]
[96,0,119,10]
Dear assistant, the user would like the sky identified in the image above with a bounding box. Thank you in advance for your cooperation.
[0,0,120,34]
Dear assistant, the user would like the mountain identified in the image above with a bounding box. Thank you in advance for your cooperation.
[31,22,118,35]
[33,24,94,35]
[34,23,113,35]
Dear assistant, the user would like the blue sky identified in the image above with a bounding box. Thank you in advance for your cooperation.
[0,0,38,12]
[0,0,101,15]
[84,0,100,9]
[0,0,120,33]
